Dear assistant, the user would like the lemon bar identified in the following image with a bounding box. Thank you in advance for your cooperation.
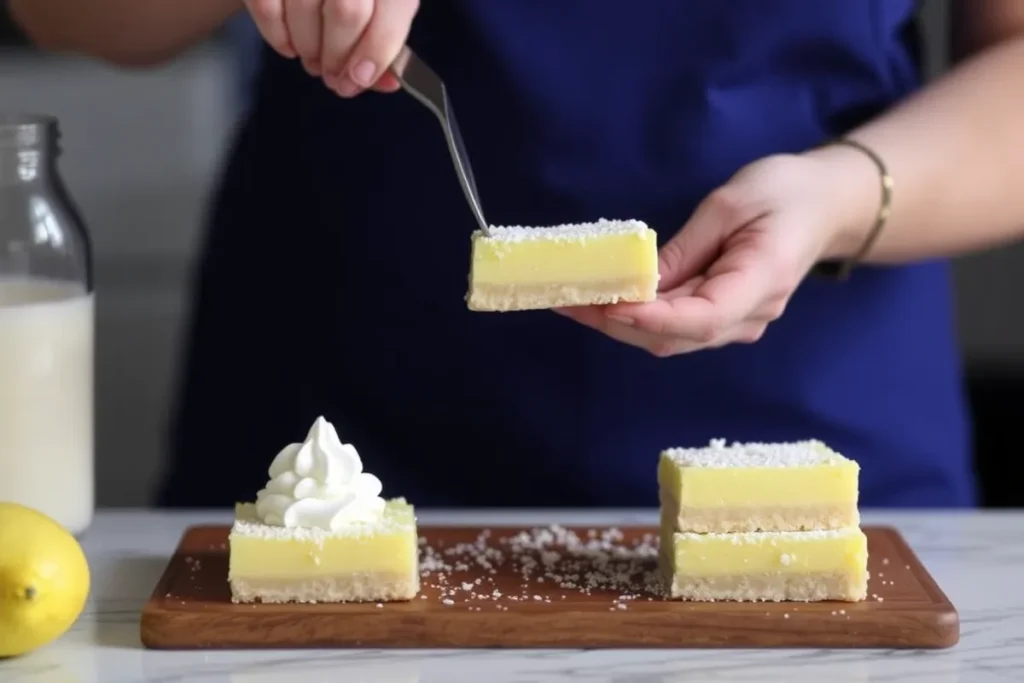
[228,498,419,604]
[466,218,659,311]
[659,439,860,534]
[660,526,869,602]
[228,415,419,604]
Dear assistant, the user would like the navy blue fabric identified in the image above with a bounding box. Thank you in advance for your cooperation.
[160,1,976,508]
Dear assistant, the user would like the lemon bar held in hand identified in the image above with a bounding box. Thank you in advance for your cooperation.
[466,219,659,312]
[659,439,860,534]
[660,526,869,602]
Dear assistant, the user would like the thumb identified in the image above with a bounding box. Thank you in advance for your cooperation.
[659,186,765,291]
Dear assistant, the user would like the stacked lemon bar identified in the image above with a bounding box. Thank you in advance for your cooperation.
[658,439,868,602]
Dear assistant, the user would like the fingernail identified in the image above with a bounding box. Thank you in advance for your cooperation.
[335,78,359,98]
[607,314,635,326]
[350,60,376,87]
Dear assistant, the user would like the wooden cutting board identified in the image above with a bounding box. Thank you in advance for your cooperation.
[140,524,958,649]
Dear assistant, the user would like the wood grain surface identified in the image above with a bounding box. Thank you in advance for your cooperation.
[140,524,959,650]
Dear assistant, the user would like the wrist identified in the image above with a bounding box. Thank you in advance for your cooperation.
[803,142,887,262]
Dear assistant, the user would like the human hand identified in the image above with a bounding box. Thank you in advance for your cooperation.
[556,151,875,357]
[243,0,420,97]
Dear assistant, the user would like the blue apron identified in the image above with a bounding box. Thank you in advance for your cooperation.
[160,1,976,508]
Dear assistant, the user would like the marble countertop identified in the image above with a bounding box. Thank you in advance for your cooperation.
[1,509,1022,683]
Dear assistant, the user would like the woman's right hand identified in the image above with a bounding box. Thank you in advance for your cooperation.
[243,0,420,97]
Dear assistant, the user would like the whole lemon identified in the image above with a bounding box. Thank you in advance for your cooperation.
[0,502,90,658]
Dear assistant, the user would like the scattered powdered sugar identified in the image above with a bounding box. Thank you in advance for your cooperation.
[417,525,663,610]
[662,438,851,469]
[477,219,650,244]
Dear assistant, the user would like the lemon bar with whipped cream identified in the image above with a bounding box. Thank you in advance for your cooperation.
[659,439,860,534]
[228,416,419,604]
[466,218,659,312]
[660,526,869,602]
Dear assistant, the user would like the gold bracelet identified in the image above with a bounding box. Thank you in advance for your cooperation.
[815,137,893,280]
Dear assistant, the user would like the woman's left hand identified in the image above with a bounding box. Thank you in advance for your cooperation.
[556,151,871,357]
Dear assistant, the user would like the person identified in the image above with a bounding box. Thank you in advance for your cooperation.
[12,0,1024,509]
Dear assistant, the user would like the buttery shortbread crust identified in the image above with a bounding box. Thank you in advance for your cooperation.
[659,488,859,534]
[229,573,420,604]
[662,569,868,602]
[466,276,658,312]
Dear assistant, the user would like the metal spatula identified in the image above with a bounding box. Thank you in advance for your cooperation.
[390,47,490,237]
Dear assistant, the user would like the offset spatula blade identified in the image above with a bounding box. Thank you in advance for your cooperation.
[391,47,490,237]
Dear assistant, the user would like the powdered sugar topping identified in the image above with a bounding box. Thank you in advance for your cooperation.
[663,438,852,469]
[475,218,650,243]
[231,501,412,543]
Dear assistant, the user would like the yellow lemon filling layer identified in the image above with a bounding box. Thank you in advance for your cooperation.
[229,499,418,579]
[659,439,860,508]
[663,526,868,577]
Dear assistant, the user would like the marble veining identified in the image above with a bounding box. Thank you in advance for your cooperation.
[1,509,1022,683]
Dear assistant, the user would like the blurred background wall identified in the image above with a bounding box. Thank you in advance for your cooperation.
[0,0,1020,507]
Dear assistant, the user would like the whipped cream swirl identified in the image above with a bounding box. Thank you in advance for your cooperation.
[255,416,386,530]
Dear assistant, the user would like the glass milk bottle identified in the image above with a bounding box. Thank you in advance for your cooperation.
[0,114,94,536]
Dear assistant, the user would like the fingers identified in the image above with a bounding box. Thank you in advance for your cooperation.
[320,0,372,88]
[555,155,823,358]
[372,71,402,93]
[610,239,770,341]
[246,0,418,97]
[559,225,787,358]
[554,306,662,352]
[244,0,296,58]
[322,0,419,96]
[643,321,768,358]
[284,0,325,75]
[554,305,770,358]
[346,0,419,90]
[657,186,767,292]
[752,294,788,323]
